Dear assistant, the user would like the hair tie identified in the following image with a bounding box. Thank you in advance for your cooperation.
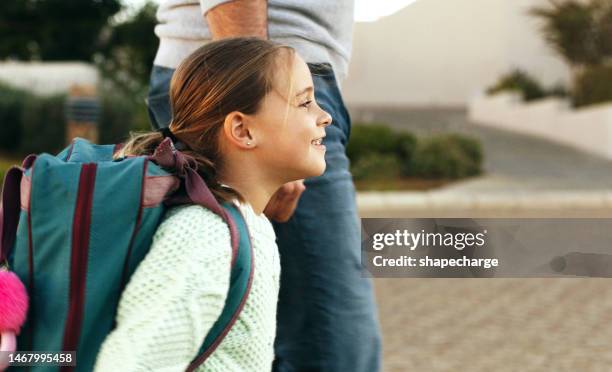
[157,127,188,151]
[158,127,178,143]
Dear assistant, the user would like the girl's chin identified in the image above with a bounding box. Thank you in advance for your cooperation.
[310,162,327,177]
[296,166,326,180]
[285,157,326,180]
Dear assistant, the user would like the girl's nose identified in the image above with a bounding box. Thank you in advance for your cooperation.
[318,109,332,127]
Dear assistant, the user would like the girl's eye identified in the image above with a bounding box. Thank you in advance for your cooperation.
[300,100,312,108]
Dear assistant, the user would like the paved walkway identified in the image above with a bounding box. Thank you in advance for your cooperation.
[350,107,612,371]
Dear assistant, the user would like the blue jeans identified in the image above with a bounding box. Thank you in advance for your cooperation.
[147,64,381,372]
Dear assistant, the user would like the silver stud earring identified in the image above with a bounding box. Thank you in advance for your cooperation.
[247,142,251,146]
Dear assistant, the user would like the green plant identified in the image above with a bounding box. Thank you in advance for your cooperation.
[347,123,484,181]
[0,0,121,61]
[395,131,418,175]
[346,123,400,163]
[98,93,130,144]
[351,152,402,181]
[487,69,547,101]
[547,83,570,98]
[20,93,66,154]
[98,88,151,144]
[347,123,417,167]
[410,134,483,179]
[0,84,69,155]
[0,83,31,152]
[448,133,484,166]
[573,64,612,107]
[96,1,158,100]
[530,0,612,68]
[530,0,612,106]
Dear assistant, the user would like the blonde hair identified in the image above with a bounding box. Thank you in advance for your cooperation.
[117,37,295,203]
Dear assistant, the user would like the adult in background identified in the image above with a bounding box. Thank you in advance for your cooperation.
[147,1,381,371]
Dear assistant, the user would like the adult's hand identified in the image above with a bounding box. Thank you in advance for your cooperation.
[264,180,306,223]
[206,0,268,40]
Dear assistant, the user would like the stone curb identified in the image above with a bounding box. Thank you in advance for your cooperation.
[356,190,612,212]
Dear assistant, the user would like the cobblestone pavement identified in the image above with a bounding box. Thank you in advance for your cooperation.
[373,278,612,372]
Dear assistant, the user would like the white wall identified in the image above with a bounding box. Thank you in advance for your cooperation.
[0,62,98,96]
[343,0,571,107]
[469,93,612,159]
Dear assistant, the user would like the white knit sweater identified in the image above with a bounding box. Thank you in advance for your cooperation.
[94,201,280,371]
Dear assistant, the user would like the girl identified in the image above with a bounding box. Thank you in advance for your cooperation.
[94,37,331,371]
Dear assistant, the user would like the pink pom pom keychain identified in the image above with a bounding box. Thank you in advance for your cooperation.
[0,262,29,371]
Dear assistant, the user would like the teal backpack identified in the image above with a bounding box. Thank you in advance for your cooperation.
[0,137,254,371]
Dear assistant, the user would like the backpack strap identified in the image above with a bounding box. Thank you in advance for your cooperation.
[0,167,22,264]
[186,202,254,371]
[0,155,35,264]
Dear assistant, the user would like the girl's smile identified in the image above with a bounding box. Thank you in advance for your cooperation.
[311,135,326,151]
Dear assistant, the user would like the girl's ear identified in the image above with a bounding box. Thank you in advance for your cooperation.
[222,111,255,149]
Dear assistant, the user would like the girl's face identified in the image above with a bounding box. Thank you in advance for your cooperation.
[248,52,332,182]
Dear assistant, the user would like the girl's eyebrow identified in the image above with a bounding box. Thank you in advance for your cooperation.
[296,86,314,97]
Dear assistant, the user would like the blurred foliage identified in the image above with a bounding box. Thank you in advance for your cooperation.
[97,95,132,144]
[574,64,612,107]
[395,132,418,174]
[529,0,612,107]
[530,0,612,68]
[410,134,483,179]
[0,0,157,181]
[96,1,158,101]
[0,83,149,156]
[94,1,159,138]
[98,86,151,144]
[446,133,484,168]
[0,0,121,61]
[347,123,483,181]
[487,69,569,102]
[347,124,417,170]
[346,124,400,163]
[351,153,402,181]
[0,0,158,105]
[547,82,570,98]
[487,69,547,101]
[489,0,612,107]
[20,93,67,154]
[0,83,30,152]
[0,83,66,154]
